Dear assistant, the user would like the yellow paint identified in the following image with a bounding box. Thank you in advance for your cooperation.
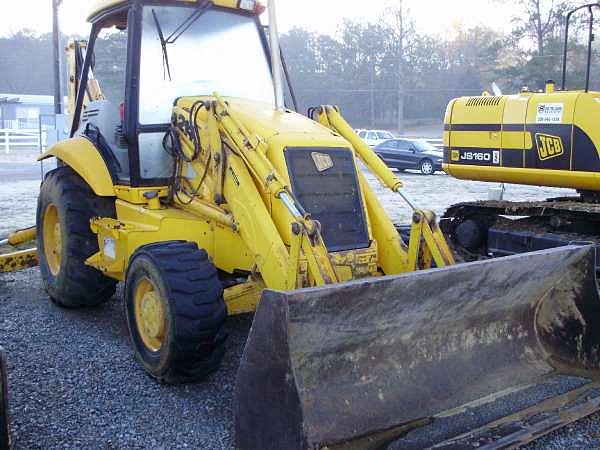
[224,280,264,315]
[445,89,600,191]
[0,248,38,273]
[39,138,115,196]
[115,186,169,205]
[574,91,600,161]
[452,131,501,149]
[86,199,254,282]
[134,277,165,352]
[77,94,455,316]
[42,204,61,276]
[7,227,36,246]
[450,95,506,124]
[447,165,600,191]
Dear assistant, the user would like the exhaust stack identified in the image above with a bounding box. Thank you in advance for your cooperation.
[268,0,285,111]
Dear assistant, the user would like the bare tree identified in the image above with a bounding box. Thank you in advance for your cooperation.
[396,0,405,133]
[509,0,573,56]
[383,0,411,133]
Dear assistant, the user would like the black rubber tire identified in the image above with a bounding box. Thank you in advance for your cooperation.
[36,166,117,308]
[0,349,9,450]
[419,158,434,175]
[124,241,228,384]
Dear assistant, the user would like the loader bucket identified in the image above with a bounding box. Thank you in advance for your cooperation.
[235,245,600,450]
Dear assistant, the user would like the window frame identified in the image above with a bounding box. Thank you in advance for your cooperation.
[75,0,277,188]
[396,139,413,151]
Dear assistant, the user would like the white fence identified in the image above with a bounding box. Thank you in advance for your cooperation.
[0,128,44,154]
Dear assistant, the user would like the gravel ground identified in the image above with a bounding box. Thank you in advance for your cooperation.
[1,272,252,449]
[1,149,599,449]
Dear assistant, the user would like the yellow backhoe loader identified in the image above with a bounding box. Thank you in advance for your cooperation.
[1,0,600,448]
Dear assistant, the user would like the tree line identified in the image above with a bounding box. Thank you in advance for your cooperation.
[0,0,596,132]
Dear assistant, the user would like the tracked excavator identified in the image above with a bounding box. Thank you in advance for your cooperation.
[442,3,600,272]
[1,0,600,448]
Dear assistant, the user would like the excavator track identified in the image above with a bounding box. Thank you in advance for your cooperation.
[441,198,600,269]
[445,197,600,222]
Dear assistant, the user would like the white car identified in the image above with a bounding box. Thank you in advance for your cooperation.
[356,129,395,147]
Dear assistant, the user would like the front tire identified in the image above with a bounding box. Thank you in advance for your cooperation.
[36,166,117,307]
[419,159,434,175]
[124,242,227,384]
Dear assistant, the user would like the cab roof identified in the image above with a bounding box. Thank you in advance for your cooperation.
[87,0,260,23]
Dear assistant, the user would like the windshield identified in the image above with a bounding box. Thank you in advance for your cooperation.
[413,140,439,152]
[139,6,275,124]
[377,131,394,139]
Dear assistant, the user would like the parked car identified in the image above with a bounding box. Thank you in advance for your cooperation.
[374,138,444,175]
[356,129,395,147]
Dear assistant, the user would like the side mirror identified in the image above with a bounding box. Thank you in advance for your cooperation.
[410,147,416,153]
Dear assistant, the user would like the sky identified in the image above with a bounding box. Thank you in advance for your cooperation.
[1,0,515,38]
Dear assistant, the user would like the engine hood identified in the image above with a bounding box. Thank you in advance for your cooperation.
[175,96,348,148]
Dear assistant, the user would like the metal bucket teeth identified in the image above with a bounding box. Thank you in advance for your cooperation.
[235,245,600,450]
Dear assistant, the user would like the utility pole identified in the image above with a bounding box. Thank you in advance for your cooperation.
[370,59,375,127]
[397,0,404,134]
[52,0,63,114]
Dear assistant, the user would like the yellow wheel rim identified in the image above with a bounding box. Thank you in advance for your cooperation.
[42,203,62,276]
[134,277,166,352]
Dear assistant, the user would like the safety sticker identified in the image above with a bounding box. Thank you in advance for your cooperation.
[536,103,564,123]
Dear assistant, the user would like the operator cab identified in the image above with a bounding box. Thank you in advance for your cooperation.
[73,0,273,187]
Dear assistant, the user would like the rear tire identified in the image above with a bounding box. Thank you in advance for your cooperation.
[419,159,434,175]
[0,349,9,450]
[36,166,117,307]
[124,241,227,384]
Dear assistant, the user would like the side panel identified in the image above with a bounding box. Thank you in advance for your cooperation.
[88,200,254,280]
[444,92,600,191]
[446,95,506,167]
[501,95,529,168]
[573,92,600,173]
[38,137,115,196]
[523,93,575,171]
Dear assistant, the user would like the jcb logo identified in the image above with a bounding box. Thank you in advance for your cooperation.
[535,133,564,161]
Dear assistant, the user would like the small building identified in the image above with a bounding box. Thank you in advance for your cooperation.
[0,94,60,129]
